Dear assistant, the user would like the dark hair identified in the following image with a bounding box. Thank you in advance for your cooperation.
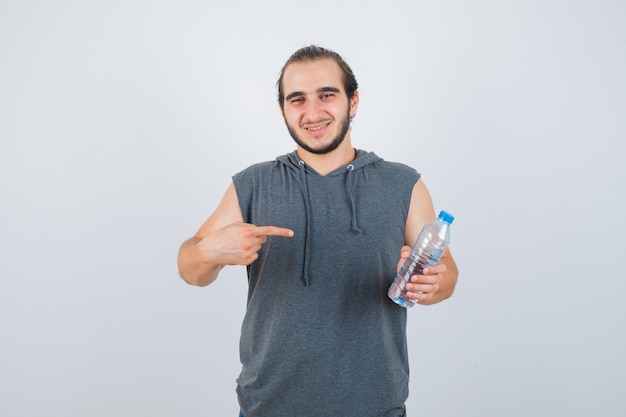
[277,45,359,109]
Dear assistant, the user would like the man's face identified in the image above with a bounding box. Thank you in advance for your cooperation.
[280,58,358,155]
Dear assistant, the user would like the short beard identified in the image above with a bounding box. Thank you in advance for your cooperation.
[285,110,351,155]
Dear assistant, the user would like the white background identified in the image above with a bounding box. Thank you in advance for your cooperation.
[1,1,625,416]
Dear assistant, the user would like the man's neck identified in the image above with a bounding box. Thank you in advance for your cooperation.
[296,141,357,176]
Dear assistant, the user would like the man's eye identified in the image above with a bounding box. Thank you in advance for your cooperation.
[321,93,334,99]
[291,98,304,103]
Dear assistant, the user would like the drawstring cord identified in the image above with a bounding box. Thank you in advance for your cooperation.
[297,157,362,286]
[298,160,312,286]
[346,164,362,234]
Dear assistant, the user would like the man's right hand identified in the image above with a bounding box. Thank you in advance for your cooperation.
[198,221,294,266]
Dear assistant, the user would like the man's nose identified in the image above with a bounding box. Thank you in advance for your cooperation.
[303,99,324,120]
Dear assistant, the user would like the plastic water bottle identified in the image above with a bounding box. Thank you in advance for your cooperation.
[388,210,454,308]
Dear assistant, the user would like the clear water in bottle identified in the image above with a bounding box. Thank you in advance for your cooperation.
[388,210,454,308]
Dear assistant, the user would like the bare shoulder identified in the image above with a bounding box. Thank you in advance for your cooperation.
[194,182,243,239]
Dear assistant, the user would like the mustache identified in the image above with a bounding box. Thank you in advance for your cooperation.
[300,118,332,127]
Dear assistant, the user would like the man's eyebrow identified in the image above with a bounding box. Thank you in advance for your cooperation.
[285,91,305,102]
[285,86,341,102]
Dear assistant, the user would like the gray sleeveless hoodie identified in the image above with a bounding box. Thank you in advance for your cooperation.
[233,149,420,417]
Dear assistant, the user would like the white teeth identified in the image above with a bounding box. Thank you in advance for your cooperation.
[307,124,328,131]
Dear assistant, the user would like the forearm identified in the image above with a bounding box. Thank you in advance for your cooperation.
[177,237,224,287]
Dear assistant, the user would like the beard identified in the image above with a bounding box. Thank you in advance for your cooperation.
[285,109,351,155]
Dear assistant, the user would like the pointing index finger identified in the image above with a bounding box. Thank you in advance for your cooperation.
[256,225,295,238]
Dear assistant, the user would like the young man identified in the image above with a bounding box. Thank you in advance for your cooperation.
[178,45,458,417]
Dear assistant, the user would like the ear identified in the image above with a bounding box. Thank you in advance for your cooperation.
[349,90,359,116]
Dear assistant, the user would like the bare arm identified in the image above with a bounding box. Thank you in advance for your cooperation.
[399,179,459,305]
[177,182,294,287]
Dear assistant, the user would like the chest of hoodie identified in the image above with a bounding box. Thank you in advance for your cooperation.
[248,166,406,286]
[304,170,403,276]
[235,155,417,287]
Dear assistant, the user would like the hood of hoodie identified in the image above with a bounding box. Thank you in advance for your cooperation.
[276,149,383,177]
[275,149,383,286]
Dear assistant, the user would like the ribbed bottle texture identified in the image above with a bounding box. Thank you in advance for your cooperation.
[388,211,454,308]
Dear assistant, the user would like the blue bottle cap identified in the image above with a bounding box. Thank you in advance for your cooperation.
[438,210,455,224]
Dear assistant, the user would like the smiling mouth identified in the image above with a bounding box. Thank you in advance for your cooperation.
[303,121,331,134]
